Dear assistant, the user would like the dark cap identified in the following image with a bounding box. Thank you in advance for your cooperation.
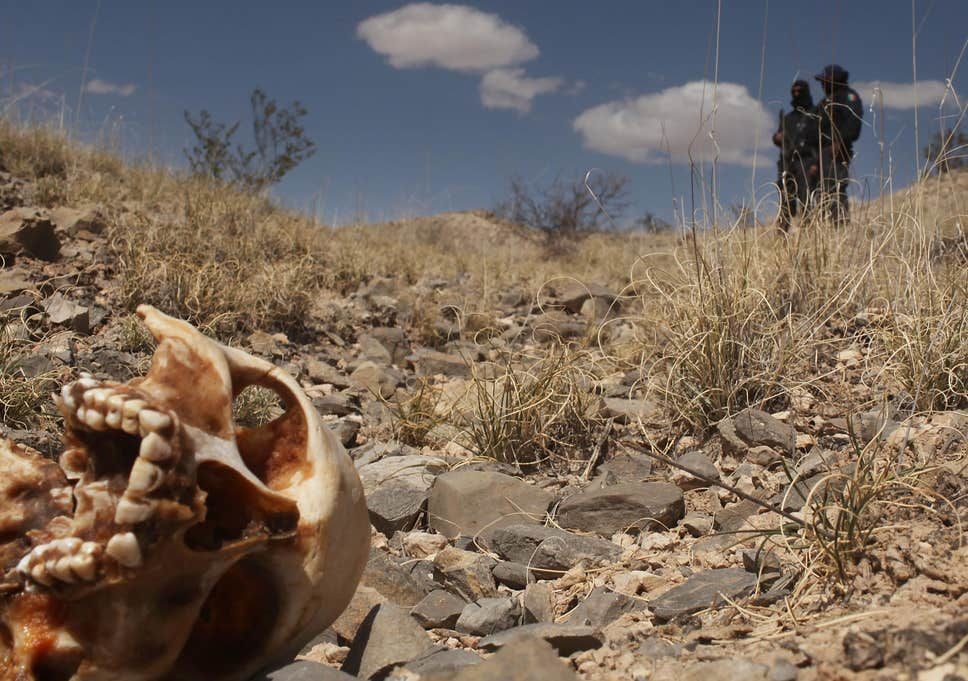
[815,64,849,84]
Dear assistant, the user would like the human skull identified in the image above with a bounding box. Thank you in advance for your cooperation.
[0,305,370,681]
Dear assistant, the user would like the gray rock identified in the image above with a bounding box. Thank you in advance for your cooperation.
[441,637,579,680]
[680,511,714,537]
[393,647,481,679]
[849,409,899,445]
[42,293,89,334]
[713,499,760,532]
[49,206,105,236]
[329,419,360,448]
[361,549,429,608]
[428,471,553,540]
[358,455,449,536]
[489,524,621,579]
[650,568,758,621]
[411,589,466,629]
[305,358,351,388]
[601,397,660,424]
[674,451,720,490]
[718,408,796,453]
[563,586,644,627]
[341,604,434,680]
[478,623,603,656]
[350,440,419,467]
[492,560,533,589]
[255,661,357,681]
[580,296,614,321]
[455,597,520,636]
[313,392,359,416]
[409,348,471,378]
[551,280,618,314]
[432,546,498,601]
[359,334,393,365]
[636,636,681,659]
[597,452,653,484]
[556,482,684,536]
[0,209,60,261]
[523,582,555,623]
[350,361,402,398]
[679,659,770,681]
[366,327,409,365]
[530,311,587,342]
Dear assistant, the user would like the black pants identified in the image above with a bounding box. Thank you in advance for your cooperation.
[818,147,851,224]
[777,155,815,229]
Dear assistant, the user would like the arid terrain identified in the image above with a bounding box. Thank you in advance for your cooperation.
[1,122,966,681]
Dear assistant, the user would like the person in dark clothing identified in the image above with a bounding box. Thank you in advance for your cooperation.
[813,64,863,224]
[773,79,818,231]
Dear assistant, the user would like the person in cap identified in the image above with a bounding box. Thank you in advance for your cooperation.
[773,79,819,231]
[813,64,863,224]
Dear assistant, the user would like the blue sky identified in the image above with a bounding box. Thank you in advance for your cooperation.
[3,1,966,224]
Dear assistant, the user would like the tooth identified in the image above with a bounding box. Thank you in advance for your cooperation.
[58,538,82,553]
[76,376,98,390]
[138,409,172,435]
[84,409,107,431]
[128,459,164,493]
[51,557,77,583]
[84,388,111,409]
[80,542,102,558]
[30,564,53,586]
[107,393,126,411]
[114,497,155,524]
[122,417,140,435]
[75,406,88,423]
[122,399,146,418]
[139,432,172,462]
[70,554,97,581]
[60,449,88,478]
[105,410,123,429]
[106,533,142,568]
[60,385,78,410]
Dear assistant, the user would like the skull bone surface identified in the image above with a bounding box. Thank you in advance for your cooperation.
[0,305,370,681]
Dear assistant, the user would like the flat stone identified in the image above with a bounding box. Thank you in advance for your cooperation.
[350,361,402,398]
[681,511,714,537]
[313,392,359,416]
[432,546,498,601]
[601,397,661,424]
[456,597,520,636]
[442,637,579,680]
[411,589,466,629]
[673,451,720,490]
[597,452,653,484]
[551,280,618,314]
[0,270,32,294]
[478,623,603,656]
[713,499,760,532]
[49,206,105,235]
[679,659,770,681]
[556,482,684,536]
[341,604,434,680]
[492,560,533,589]
[359,334,393,365]
[489,524,621,579]
[366,327,409,365]
[329,419,360,448]
[563,586,645,628]
[359,455,449,536]
[360,548,429,608]
[305,358,351,388]
[523,582,555,623]
[255,661,358,681]
[394,646,481,679]
[330,585,387,642]
[530,311,587,342]
[428,471,553,540]
[718,408,796,453]
[409,348,471,378]
[0,209,60,260]
[41,293,89,334]
[650,568,758,621]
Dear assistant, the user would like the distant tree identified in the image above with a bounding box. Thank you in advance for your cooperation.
[496,171,630,235]
[184,88,316,190]
[635,212,675,233]
[923,127,967,175]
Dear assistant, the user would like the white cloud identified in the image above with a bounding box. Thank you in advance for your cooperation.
[573,81,773,167]
[479,68,563,113]
[851,80,949,110]
[83,78,136,97]
[357,3,538,72]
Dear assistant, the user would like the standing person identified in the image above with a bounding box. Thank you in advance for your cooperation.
[814,64,863,224]
[773,79,819,231]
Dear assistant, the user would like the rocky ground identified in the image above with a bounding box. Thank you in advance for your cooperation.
[1,163,967,681]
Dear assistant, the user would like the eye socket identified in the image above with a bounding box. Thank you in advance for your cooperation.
[232,386,284,428]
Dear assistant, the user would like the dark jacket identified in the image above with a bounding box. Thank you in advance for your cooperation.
[817,86,863,159]
[775,106,819,171]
